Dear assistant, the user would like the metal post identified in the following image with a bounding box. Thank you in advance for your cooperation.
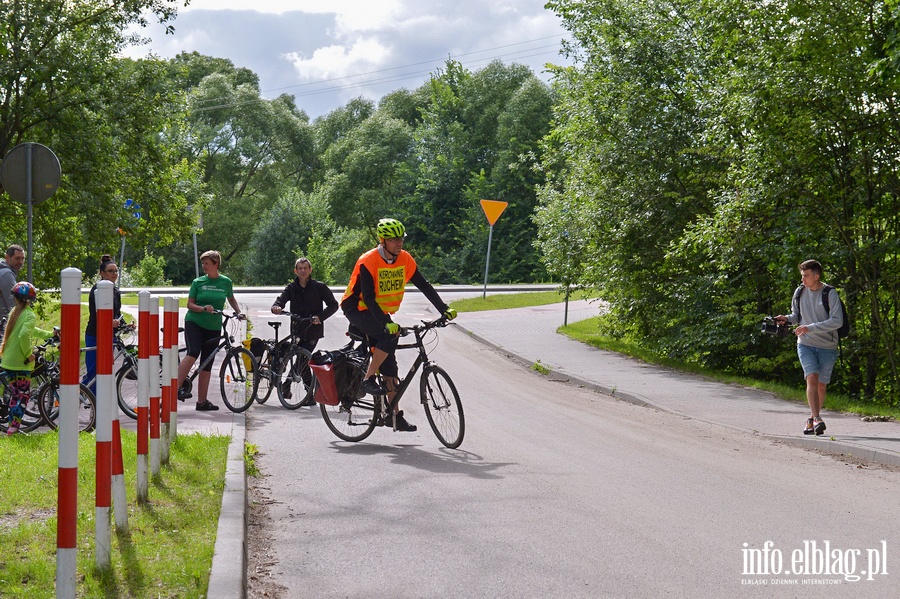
[482,225,494,300]
[26,143,33,282]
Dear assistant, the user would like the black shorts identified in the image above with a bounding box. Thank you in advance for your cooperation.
[184,321,221,372]
[343,308,399,378]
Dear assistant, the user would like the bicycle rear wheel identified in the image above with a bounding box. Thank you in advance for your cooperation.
[421,365,464,448]
[277,347,314,409]
[220,347,258,413]
[38,382,97,433]
[320,390,380,442]
[115,361,139,419]
[253,348,274,404]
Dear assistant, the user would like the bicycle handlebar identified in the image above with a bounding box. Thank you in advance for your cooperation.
[399,316,450,337]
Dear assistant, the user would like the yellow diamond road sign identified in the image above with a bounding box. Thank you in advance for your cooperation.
[480,199,508,226]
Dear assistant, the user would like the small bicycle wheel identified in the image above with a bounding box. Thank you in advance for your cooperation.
[1,384,46,433]
[277,348,314,410]
[253,348,274,404]
[38,382,96,433]
[115,362,139,419]
[219,347,258,413]
[421,365,465,448]
[320,390,380,442]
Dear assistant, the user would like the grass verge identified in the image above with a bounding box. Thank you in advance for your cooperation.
[450,288,599,312]
[0,431,230,598]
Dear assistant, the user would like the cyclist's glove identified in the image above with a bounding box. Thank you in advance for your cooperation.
[443,307,457,321]
[385,322,400,335]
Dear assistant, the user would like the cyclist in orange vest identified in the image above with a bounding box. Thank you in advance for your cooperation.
[341,218,457,431]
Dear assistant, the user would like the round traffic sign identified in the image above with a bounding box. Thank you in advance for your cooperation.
[1,142,61,204]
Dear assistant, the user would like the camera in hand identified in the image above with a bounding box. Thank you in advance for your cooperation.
[761,317,792,338]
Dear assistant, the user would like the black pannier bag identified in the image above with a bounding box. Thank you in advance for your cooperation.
[310,347,367,406]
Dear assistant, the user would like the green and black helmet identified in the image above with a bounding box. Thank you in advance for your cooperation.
[376,218,406,240]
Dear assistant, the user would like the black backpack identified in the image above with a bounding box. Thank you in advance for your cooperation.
[793,284,850,339]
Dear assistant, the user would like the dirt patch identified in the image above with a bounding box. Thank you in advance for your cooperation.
[0,508,55,530]
[246,475,288,599]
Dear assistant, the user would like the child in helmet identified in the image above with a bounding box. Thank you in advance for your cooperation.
[1,282,55,435]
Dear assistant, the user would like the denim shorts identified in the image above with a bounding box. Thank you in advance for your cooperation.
[797,344,838,384]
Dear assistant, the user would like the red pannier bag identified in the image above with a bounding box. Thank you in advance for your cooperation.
[309,362,340,406]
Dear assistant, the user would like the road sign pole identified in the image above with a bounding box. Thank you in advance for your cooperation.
[482,225,494,299]
[26,143,33,282]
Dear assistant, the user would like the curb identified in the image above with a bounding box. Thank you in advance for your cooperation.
[207,411,247,598]
[459,326,900,470]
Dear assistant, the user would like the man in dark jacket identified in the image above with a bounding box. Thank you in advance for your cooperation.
[271,257,338,351]
[0,245,25,322]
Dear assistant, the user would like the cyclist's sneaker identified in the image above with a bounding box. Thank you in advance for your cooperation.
[281,381,293,399]
[384,410,417,432]
[6,420,20,436]
[813,418,826,436]
[803,417,815,435]
[178,386,191,401]
[360,377,386,396]
[196,400,219,411]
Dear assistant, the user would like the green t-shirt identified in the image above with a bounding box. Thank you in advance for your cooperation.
[185,274,233,331]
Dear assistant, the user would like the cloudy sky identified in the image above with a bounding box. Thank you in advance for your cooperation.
[124,0,573,119]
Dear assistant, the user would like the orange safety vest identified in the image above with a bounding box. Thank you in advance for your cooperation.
[342,248,417,314]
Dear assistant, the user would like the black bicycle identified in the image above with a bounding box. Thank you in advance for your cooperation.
[250,314,316,409]
[77,323,140,419]
[315,316,464,448]
[177,311,259,413]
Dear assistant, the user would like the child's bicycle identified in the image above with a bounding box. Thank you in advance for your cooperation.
[311,316,464,449]
[1,337,96,434]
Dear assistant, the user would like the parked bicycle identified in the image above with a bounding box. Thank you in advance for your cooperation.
[77,323,140,419]
[1,337,97,434]
[311,316,464,448]
[177,310,258,413]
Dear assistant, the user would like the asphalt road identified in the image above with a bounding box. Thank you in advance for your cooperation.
[240,292,899,599]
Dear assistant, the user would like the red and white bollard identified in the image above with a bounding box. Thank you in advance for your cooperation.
[94,281,114,569]
[149,299,161,477]
[160,297,171,465]
[165,296,179,442]
[56,268,81,599]
[136,291,151,502]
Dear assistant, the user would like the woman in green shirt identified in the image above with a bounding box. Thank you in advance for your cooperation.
[176,250,245,411]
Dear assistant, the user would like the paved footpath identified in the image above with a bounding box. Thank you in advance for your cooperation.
[459,299,900,467]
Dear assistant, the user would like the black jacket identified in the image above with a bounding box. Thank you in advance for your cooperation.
[85,283,122,337]
[272,277,338,339]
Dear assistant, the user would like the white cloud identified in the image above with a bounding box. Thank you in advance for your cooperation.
[285,38,391,80]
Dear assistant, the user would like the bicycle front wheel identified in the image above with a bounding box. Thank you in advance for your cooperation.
[38,382,96,433]
[115,361,139,419]
[421,365,465,449]
[320,390,380,442]
[220,347,258,413]
[277,348,314,409]
[1,383,45,433]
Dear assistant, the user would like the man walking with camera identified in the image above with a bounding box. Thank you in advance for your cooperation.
[775,259,844,436]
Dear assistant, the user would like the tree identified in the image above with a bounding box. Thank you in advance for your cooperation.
[180,63,317,282]
[0,1,197,286]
